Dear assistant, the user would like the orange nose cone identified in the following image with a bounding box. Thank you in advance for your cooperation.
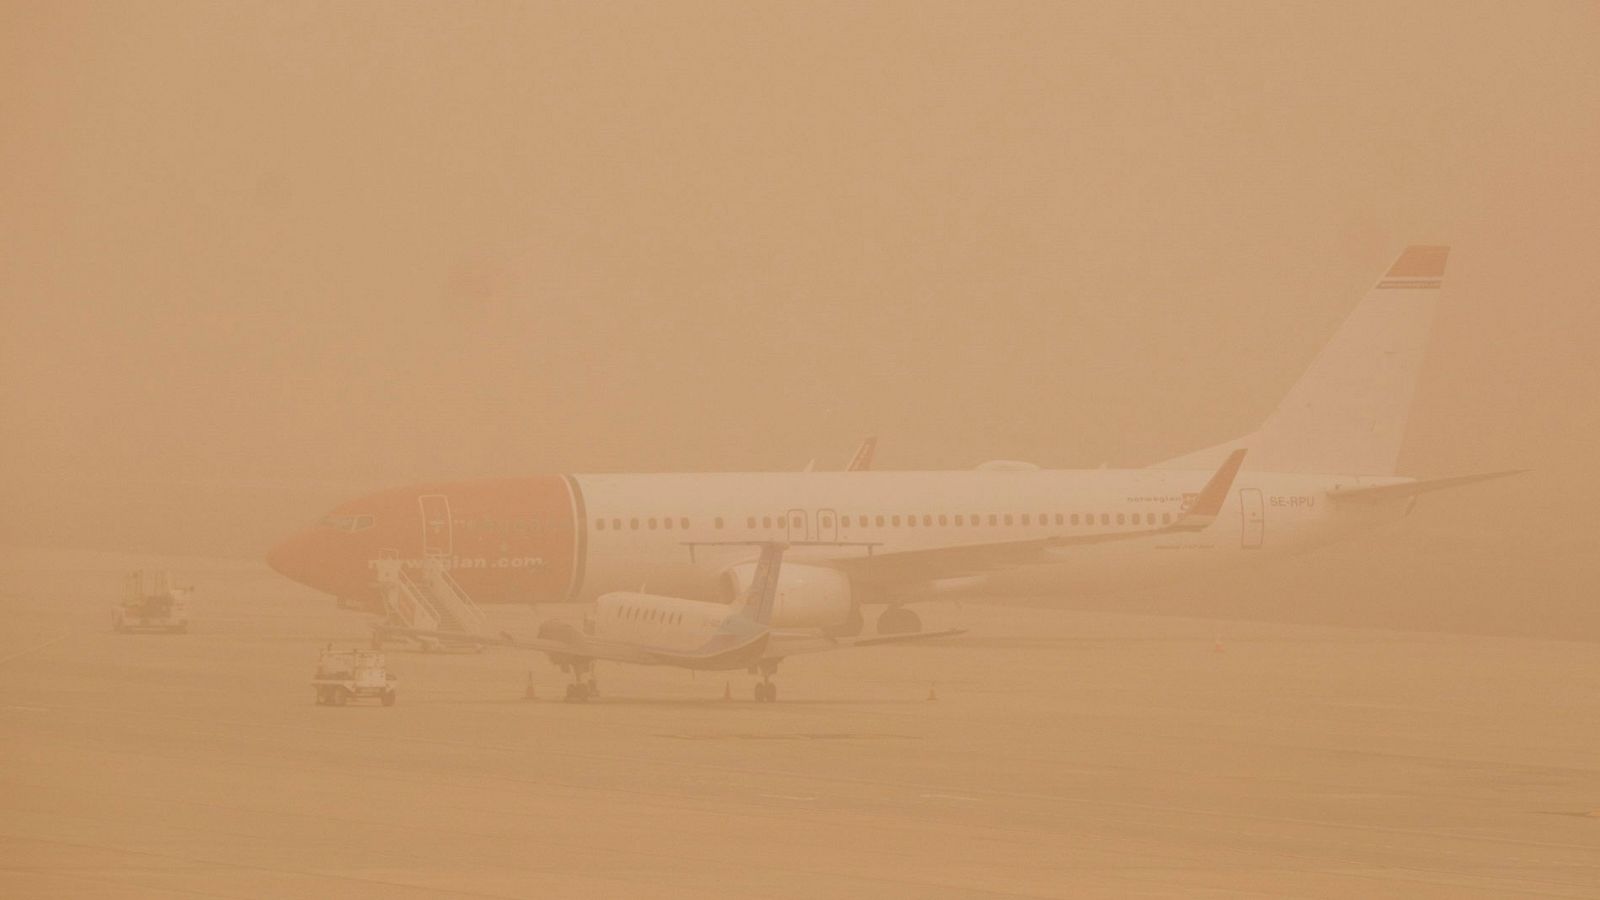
[266,529,329,592]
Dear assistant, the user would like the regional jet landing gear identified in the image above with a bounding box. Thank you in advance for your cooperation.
[876,606,922,635]
[752,660,779,703]
[560,659,600,703]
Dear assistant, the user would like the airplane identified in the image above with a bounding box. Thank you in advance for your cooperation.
[402,541,971,702]
[392,454,1245,701]
[268,246,1520,636]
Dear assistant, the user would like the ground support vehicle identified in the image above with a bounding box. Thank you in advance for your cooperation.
[113,571,191,634]
[312,648,397,706]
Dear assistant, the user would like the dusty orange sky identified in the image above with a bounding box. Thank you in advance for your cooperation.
[3,1,1597,635]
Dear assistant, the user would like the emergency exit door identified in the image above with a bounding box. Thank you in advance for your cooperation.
[1239,488,1265,549]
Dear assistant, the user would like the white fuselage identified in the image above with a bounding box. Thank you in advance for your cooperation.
[573,469,1412,603]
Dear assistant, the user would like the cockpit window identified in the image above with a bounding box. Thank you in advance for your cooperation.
[317,514,375,533]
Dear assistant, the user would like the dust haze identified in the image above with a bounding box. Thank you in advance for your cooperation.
[3,2,1599,897]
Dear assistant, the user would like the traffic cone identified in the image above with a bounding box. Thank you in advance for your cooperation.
[1213,636,1225,653]
[723,681,732,701]
[926,682,938,701]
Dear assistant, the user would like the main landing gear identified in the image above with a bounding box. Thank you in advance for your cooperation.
[876,606,922,635]
[560,659,599,703]
[752,660,779,703]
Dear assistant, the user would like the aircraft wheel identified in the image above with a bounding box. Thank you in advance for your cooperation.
[877,606,922,635]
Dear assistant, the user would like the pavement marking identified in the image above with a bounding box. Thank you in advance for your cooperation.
[0,632,75,667]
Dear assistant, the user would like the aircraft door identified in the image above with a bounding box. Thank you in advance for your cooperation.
[815,508,839,543]
[1239,488,1265,549]
[785,508,811,542]
[419,494,453,557]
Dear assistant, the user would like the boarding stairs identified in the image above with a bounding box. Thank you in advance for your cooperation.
[372,553,487,650]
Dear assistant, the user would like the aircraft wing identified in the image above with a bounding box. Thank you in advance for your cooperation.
[381,626,768,669]
[823,449,1247,586]
[762,628,966,660]
[1326,470,1524,503]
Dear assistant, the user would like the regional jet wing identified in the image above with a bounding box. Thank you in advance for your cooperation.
[762,628,966,660]
[823,449,1247,586]
[381,626,769,669]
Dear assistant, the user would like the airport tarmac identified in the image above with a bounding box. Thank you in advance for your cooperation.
[1,547,1597,898]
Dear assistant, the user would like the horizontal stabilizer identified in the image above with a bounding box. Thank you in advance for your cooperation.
[1327,470,1525,503]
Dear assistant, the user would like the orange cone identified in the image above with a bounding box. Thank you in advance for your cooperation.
[927,682,938,701]
[1213,636,1225,653]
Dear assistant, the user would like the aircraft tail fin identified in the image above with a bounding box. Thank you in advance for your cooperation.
[847,436,878,472]
[1156,246,1448,475]
[739,543,787,627]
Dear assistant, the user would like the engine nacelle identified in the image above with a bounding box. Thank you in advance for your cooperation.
[720,562,854,629]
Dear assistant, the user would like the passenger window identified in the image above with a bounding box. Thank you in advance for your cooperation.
[596,519,606,531]
[1004,514,1013,526]
[954,515,964,526]
[1116,513,1125,525]
[791,515,803,529]
[762,516,772,528]
[747,517,756,528]
[715,517,724,529]
[680,517,689,530]
[820,515,832,528]
[612,518,621,530]
[1163,512,1172,524]
[876,515,885,527]
[663,518,674,530]
[630,518,640,530]
[1021,514,1031,526]
[891,515,901,526]
[988,514,997,526]
[649,518,658,530]
[938,514,947,526]
[1070,514,1079,526]
[1054,513,1063,526]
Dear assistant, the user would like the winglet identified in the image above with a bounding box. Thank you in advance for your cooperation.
[1172,449,1247,532]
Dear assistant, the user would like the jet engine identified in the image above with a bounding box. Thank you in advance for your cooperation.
[721,561,854,629]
